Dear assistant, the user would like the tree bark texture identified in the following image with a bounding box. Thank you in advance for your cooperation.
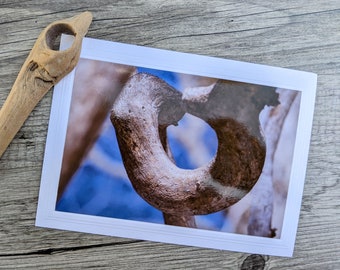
[111,73,278,224]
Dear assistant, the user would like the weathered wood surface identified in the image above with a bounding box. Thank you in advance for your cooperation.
[0,0,339,269]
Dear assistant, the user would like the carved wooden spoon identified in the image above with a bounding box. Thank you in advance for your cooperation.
[0,11,92,158]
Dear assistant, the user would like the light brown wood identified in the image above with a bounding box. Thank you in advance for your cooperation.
[0,1,339,269]
[0,11,92,158]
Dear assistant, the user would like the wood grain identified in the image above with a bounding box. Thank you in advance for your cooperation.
[0,0,339,269]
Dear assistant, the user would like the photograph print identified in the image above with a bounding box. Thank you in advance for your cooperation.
[36,35,316,257]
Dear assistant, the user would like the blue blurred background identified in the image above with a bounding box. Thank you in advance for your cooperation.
[56,67,231,231]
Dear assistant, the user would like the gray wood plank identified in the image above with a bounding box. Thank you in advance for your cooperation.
[0,0,339,269]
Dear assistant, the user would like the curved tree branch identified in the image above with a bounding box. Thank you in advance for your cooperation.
[111,73,271,223]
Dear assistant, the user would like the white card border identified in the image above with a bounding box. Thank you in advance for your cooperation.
[36,35,317,257]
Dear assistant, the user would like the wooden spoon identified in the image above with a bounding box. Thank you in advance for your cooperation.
[0,11,92,158]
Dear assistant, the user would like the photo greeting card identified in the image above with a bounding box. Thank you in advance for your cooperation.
[36,35,317,257]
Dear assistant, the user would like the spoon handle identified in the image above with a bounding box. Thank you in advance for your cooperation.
[0,12,92,158]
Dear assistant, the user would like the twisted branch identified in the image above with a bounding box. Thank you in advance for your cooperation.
[111,73,277,227]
